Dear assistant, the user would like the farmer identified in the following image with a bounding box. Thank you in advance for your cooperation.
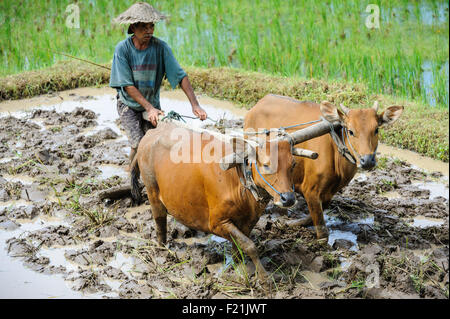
[110,2,207,167]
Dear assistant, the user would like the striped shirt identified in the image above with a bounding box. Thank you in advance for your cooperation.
[109,36,187,111]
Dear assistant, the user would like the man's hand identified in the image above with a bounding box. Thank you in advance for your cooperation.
[192,105,207,121]
[147,107,165,127]
[124,86,164,126]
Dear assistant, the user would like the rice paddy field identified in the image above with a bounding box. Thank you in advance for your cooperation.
[0,0,448,108]
[0,1,449,301]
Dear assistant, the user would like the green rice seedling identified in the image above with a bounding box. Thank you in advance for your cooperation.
[350,279,366,290]
[229,236,253,289]
[82,207,115,228]
[8,158,38,175]
[327,268,343,281]
[50,185,63,208]
[66,192,82,214]
[1,0,448,107]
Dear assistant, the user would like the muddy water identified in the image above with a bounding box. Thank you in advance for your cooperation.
[98,164,128,181]
[0,216,90,298]
[377,144,449,178]
[0,87,448,299]
[408,216,445,228]
[0,86,447,176]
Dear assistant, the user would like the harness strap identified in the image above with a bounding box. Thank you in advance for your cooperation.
[243,119,322,136]
[343,127,361,163]
[280,119,322,130]
[161,110,187,123]
[237,161,262,202]
[254,161,295,194]
[254,162,281,196]
[238,159,295,203]
[327,121,357,165]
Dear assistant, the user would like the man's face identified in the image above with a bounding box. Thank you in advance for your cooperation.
[132,22,155,43]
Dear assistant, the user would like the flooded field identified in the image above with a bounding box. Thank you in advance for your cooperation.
[0,88,448,299]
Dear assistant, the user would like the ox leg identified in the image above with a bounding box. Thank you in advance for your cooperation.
[214,222,269,284]
[146,191,168,245]
[287,187,313,227]
[140,160,168,245]
[153,203,168,245]
[154,215,167,245]
[305,194,329,241]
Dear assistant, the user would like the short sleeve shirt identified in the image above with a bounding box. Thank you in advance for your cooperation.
[109,36,187,111]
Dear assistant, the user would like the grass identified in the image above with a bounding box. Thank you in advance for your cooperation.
[350,280,366,290]
[133,240,192,274]
[66,195,115,230]
[321,251,340,269]
[229,236,260,290]
[57,176,120,229]
[378,250,448,297]
[0,60,110,100]
[0,0,448,107]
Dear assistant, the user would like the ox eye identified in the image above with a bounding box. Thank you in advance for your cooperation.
[290,161,297,172]
[374,128,379,135]
[348,130,354,136]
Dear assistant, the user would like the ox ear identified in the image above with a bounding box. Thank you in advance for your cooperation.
[378,105,404,126]
[320,101,342,124]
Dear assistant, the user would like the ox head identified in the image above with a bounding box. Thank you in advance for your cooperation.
[220,136,304,208]
[320,100,404,170]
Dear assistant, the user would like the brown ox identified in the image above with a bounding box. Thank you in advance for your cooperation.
[130,121,301,282]
[244,94,404,240]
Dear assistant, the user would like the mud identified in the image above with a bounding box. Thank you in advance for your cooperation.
[0,91,448,299]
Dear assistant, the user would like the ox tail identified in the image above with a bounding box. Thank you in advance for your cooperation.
[130,157,142,205]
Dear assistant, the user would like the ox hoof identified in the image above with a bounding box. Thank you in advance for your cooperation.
[256,274,272,294]
[315,225,329,242]
[255,267,271,283]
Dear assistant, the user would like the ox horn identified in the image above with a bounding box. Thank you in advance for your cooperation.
[292,147,318,159]
[340,103,350,115]
[372,101,379,112]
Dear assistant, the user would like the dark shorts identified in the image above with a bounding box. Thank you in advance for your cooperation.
[116,98,155,149]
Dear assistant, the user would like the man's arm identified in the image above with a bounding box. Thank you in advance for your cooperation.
[161,42,207,121]
[180,76,207,121]
[124,86,164,127]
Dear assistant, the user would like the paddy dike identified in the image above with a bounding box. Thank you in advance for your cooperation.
[0,90,448,299]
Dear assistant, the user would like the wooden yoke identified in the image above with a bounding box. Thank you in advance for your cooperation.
[285,118,341,145]
[292,148,318,159]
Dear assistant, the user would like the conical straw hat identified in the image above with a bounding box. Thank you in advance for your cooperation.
[113,2,167,26]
